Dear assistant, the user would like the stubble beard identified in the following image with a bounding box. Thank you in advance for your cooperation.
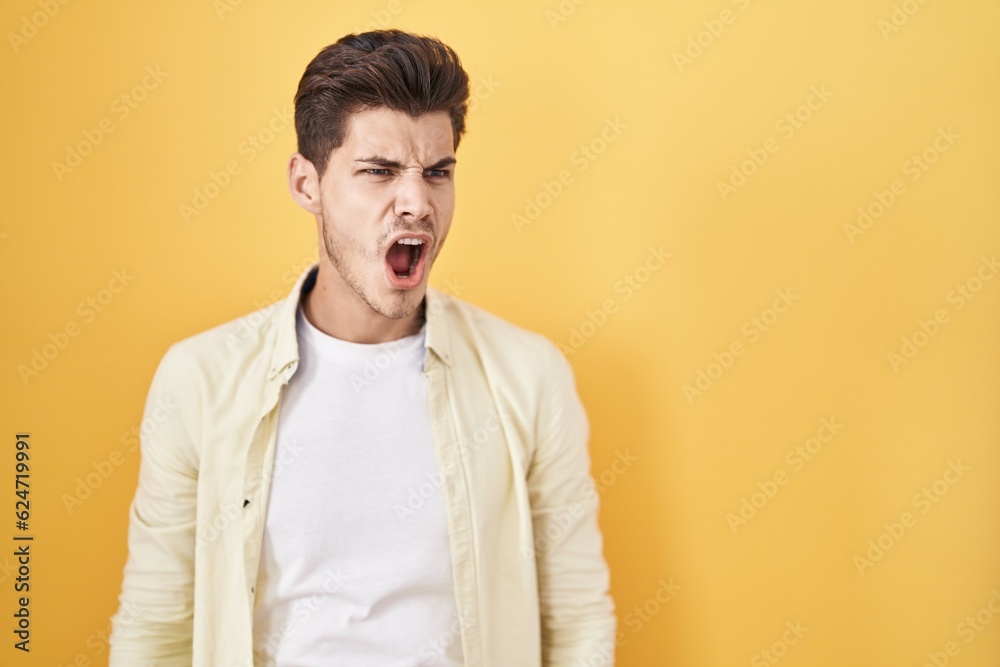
[319,201,422,322]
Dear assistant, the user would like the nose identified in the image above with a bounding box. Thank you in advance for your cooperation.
[393,170,434,222]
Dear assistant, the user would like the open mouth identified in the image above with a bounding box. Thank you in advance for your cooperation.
[385,237,427,285]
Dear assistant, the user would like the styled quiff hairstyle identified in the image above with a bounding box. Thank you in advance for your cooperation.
[293,29,471,179]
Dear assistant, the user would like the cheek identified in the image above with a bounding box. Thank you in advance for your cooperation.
[433,191,456,218]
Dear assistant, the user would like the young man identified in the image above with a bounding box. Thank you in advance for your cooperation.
[109,29,616,666]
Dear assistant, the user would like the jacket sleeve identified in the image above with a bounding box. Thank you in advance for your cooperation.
[527,342,617,666]
[109,343,200,666]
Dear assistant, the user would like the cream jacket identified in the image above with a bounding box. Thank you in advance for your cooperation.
[109,262,616,666]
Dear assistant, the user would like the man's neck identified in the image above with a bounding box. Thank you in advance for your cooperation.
[300,269,426,344]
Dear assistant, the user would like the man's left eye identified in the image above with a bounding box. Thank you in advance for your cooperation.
[426,169,450,178]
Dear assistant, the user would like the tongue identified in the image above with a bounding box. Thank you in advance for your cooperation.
[387,243,412,275]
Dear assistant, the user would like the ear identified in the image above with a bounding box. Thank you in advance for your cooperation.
[288,152,322,215]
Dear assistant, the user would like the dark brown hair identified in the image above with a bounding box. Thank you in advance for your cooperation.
[294,29,470,179]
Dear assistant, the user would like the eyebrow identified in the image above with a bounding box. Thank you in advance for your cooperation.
[354,155,457,170]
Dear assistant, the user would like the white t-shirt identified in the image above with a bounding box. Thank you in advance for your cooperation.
[251,305,465,666]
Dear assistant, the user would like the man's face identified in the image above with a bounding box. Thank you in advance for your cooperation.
[314,107,456,321]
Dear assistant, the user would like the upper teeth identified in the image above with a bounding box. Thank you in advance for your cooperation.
[396,238,425,245]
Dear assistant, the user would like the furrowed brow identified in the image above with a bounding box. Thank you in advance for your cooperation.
[355,155,404,169]
[428,157,457,170]
[355,155,456,170]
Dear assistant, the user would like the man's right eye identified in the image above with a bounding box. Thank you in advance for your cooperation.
[363,168,391,176]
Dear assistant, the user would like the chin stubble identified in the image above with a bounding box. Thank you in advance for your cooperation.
[319,207,418,321]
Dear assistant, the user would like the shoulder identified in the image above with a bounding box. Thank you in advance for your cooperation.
[430,285,572,384]
[154,299,282,383]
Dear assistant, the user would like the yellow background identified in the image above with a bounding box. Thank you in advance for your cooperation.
[2,0,998,664]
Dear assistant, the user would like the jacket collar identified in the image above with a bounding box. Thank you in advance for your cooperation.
[266,262,454,381]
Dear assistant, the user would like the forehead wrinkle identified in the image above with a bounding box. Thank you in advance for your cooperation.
[354,154,456,171]
[338,109,455,172]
